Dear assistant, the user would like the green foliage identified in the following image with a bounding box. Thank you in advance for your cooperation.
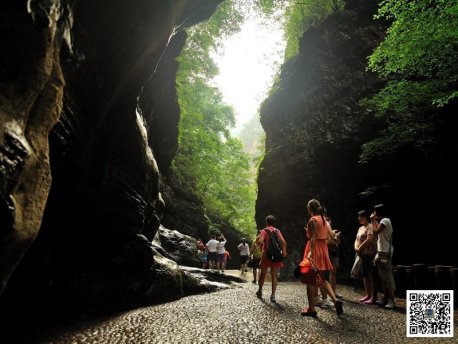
[362,0,458,162]
[253,0,343,60]
[173,1,258,238]
[283,0,343,60]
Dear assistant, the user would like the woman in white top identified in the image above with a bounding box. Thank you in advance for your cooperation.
[238,238,250,274]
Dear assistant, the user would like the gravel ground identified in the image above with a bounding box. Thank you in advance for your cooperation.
[25,272,457,344]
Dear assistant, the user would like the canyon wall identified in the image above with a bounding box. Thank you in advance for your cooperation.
[256,0,458,276]
[0,0,223,328]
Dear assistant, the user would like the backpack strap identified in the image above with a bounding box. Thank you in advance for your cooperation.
[264,227,277,236]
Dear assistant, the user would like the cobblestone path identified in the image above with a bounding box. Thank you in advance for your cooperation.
[30,272,457,344]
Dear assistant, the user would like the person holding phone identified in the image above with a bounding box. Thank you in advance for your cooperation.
[371,204,396,309]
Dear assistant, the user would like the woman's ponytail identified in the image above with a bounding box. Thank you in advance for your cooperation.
[317,206,325,225]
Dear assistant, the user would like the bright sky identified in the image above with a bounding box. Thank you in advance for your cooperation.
[211,8,286,133]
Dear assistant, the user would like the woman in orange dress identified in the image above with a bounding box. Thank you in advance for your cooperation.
[301,199,343,317]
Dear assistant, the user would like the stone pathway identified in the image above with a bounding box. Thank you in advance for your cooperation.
[28,271,457,343]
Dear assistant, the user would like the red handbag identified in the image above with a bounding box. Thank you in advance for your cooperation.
[299,257,324,287]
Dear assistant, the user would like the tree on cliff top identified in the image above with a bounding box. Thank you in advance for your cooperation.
[361,0,458,163]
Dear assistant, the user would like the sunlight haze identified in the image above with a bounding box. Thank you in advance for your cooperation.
[211,8,286,133]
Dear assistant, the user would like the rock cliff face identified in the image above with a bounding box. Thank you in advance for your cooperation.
[256,3,386,275]
[256,0,458,277]
[0,0,223,328]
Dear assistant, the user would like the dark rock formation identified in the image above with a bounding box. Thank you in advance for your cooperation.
[161,179,244,269]
[0,0,224,330]
[157,225,200,267]
[0,0,66,297]
[256,3,387,276]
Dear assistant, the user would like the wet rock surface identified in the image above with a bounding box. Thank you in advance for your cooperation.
[26,279,457,344]
[157,226,200,267]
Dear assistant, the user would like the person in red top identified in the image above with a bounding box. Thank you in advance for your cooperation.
[255,215,287,303]
[301,199,343,317]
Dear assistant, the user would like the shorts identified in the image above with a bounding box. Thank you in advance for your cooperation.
[240,255,248,264]
[218,253,225,263]
[208,252,218,262]
[360,254,375,277]
[249,258,261,268]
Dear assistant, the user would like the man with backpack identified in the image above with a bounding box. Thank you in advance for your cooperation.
[255,215,287,303]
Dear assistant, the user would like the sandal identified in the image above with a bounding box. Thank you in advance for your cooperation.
[301,308,317,317]
[335,300,343,316]
[359,296,370,302]
[363,299,376,305]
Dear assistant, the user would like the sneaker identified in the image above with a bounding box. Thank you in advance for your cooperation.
[270,295,276,303]
[314,296,322,306]
[385,300,396,309]
[256,290,262,299]
[376,298,387,306]
[317,298,333,309]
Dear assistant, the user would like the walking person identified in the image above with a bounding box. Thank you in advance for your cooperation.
[196,238,205,252]
[256,215,287,303]
[216,234,227,273]
[200,247,208,269]
[250,230,262,284]
[371,204,396,309]
[301,199,343,317]
[238,238,250,274]
[317,212,341,308]
[206,235,218,269]
[354,210,378,304]
[224,249,231,267]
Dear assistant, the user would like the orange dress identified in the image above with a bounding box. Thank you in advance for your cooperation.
[303,215,333,271]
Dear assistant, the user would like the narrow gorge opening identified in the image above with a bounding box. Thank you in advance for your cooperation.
[169,1,286,243]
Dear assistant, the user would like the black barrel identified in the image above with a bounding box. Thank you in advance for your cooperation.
[412,264,430,289]
[451,268,458,309]
[428,266,435,287]
[396,265,411,298]
[434,265,453,290]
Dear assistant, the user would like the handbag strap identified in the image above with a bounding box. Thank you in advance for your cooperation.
[308,257,318,270]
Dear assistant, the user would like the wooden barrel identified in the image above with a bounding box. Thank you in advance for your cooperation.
[434,265,453,290]
[412,264,430,289]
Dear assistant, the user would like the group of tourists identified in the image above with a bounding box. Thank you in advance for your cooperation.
[196,198,395,318]
[352,204,396,309]
[197,234,230,272]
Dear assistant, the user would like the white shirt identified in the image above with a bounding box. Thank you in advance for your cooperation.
[216,240,227,254]
[238,243,250,256]
[377,218,393,253]
[206,239,218,253]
